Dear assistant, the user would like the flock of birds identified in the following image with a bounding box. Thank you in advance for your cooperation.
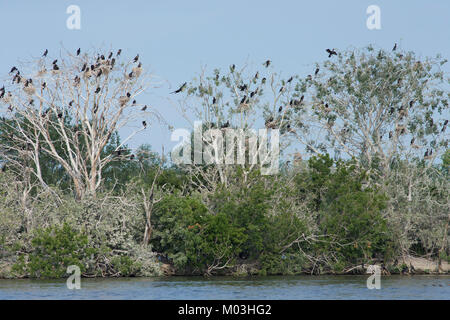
[166,47,448,161]
[1,47,448,166]
[2,48,150,130]
[0,48,154,165]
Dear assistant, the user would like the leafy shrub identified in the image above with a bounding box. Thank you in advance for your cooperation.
[14,223,96,278]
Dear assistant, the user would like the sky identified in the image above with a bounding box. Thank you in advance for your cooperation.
[0,0,449,153]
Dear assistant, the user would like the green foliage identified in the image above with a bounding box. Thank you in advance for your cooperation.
[152,193,245,274]
[13,224,96,279]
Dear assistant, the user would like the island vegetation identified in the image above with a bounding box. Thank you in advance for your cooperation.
[0,45,448,278]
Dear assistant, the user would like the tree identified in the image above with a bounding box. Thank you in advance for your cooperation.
[172,62,302,195]
[0,48,162,199]
[295,45,449,180]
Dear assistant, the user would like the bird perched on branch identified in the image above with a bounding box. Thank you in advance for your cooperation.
[238,84,248,91]
[133,54,139,63]
[392,43,397,51]
[77,48,81,56]
[263,60,271,68]
[43,49,48,57]
[119,92,131,106]
[132,62,143,77]
[142,121,147,129]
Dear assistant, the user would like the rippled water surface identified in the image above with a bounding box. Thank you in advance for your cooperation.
[0,275,449,300]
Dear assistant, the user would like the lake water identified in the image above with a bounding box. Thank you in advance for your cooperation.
[0,275,449,300]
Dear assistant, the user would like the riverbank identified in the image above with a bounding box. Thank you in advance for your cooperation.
[1,255,448,279]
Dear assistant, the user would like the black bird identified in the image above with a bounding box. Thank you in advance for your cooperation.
[221,120,230,129]
[315,68,319,76]
[238,84,247,91]
[424,149,429,157]
[212,97,217,104]
[69,100,74,107]
[142,121,147,129]
[171,82,187,94]
[141,105,147,111]
[100,54,105,60]
[409,100,414,108]
[81,63,87,72]
[132,100,137,105]
[278,106,283,112]
[95,86,101,93]
[128,71,133,78]
[57,111,63,119]
[97,69,103,77]
[111,58,116,67]
[279,86,284,93]
[52,59,58,65]
[43,49,48,57]
[264,60,271,68]
[300,95,304,103]
[389,107,395,114]
[93,103,98,114]
[108,52,113,59]
[261,77,266,84]
[393,43,397,51]
[254,72,259,79]
[230,64,235,72]
[287,76,293,83]
[91,64,95,71]
[326,49,337,57]
[117,49,122,56]
[240,95,248,104]
[77,48,81,56]
[410,137,415,145]
[133,54,139,63]
[53,64,59,71]
[130,154,135,160]
[9,66,17,74]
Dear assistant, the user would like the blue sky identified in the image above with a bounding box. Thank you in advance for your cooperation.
[1,0,449,152]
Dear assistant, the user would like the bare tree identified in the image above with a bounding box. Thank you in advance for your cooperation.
[0,47,163,199]
[171,62,302,196]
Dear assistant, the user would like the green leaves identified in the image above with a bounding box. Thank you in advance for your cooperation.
[15,224,95,279]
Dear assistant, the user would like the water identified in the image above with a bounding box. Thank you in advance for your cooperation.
[0,275,448,300]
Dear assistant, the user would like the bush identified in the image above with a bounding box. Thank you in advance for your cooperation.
[152,193,246,274]
[309,155,391,265]
[13,224,96,278]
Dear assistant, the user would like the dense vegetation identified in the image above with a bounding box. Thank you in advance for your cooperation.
[0,45,448,278]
